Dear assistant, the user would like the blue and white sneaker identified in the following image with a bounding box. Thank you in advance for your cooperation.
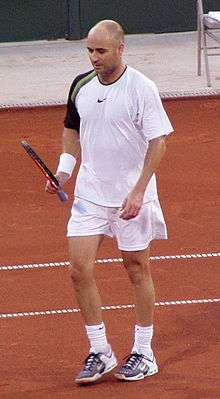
[75,350,117,384]
[114,352,158,381]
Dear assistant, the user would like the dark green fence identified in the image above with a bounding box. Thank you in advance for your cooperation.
[79,0,197,37]
[0,0,219,42]
[0,1,68,41]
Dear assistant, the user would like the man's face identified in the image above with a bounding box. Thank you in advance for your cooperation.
[87,32,124,76]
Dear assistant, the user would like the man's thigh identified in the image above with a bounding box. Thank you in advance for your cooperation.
[68,235,104,271]
[121,246,150,271]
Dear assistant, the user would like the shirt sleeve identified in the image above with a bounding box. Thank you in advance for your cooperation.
[138,80,173,141]
[64,79,80,132]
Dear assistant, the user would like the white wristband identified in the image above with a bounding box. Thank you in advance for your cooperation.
[56,153,76,177]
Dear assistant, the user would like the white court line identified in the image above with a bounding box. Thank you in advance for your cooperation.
[0,252,219,271]
[0,298,219,319]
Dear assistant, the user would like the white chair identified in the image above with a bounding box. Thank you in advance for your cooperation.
[197,0,220,87]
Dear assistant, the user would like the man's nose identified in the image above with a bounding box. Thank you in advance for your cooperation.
[90,51,99,62]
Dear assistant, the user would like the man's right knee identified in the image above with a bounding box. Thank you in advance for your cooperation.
[70,262,94,287]
[68,235,102,287]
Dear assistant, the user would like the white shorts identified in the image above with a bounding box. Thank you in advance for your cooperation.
[67,197,168,251]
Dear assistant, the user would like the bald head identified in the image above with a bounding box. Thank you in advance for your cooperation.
[86,20,125,83]
[88,20,124,44]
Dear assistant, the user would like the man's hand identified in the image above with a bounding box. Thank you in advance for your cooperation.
[45,172,70,195]
[119,189,144,220]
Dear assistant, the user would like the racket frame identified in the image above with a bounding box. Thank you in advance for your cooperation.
[21,140,68,202]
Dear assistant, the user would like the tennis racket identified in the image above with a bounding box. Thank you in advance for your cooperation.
[21,140,68,202]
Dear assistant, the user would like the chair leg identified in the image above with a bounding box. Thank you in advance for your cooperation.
[197,5,202,76]
[197,25,202,75]
[202,31,212,87]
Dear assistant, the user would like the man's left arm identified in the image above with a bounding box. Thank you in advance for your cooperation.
[120,136,166,220]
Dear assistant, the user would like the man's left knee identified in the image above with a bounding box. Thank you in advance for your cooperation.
[124,261,150,286]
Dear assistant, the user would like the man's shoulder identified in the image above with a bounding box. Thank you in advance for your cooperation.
[71,69,95,85]
[69,70,96,101]
[127,66,156,88]
[127,66,159,96]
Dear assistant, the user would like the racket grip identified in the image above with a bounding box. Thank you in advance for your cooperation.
[57,190,68,202]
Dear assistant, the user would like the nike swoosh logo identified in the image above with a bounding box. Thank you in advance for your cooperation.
[97,98,107,103]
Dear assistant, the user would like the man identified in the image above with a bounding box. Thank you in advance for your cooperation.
[46,20,173,384]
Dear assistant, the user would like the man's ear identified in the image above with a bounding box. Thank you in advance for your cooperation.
[119,42,124,55]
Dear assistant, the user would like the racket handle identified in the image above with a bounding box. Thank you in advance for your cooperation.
[57,190,68,202]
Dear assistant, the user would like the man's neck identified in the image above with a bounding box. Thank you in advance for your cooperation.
[98,64,126,84]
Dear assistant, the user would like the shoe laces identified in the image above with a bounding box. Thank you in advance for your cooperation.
[123,353,143,370]
[83,353,100,371]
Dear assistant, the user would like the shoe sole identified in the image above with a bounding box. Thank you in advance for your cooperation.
[75,361,118,384]
[114,365,158,381]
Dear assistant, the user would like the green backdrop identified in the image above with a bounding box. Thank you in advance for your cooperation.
[0,0,219,42]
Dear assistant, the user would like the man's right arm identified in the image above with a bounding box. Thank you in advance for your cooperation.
[62,127,80,157]
[57,126,81,185]
[46,73,82,194]
[45,127,80,194]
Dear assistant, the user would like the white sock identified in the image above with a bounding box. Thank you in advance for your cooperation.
[132,324,154,358]
[85,322,110,355]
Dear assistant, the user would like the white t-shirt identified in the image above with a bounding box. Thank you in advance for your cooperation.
[64,66,173,207]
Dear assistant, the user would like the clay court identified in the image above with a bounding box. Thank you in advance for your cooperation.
[0,96,219,398]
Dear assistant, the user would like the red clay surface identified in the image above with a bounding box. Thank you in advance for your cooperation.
[0,97,220,398]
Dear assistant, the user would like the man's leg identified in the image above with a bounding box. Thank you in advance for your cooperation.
[68,235,103,325]
[114,246,158,381]
[122,246,155,327]
[68,235,117,383]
